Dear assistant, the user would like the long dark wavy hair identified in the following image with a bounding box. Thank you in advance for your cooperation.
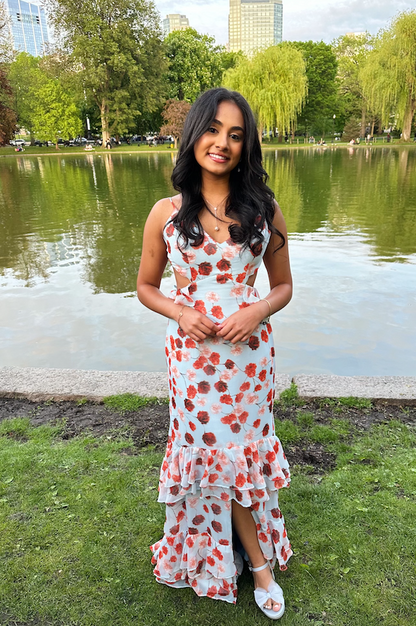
[171,87,285,254]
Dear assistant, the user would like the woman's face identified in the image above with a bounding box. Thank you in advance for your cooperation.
[193,100,245,179]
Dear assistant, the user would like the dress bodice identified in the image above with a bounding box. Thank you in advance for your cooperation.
[163,202,271,287]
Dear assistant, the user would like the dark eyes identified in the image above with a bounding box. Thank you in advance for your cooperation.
[208,127,242,141]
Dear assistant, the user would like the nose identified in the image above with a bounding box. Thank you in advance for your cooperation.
[215,130,229,151]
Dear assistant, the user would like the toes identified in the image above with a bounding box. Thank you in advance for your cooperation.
[273,602,281,612]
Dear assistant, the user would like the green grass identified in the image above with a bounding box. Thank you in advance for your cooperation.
[2,142,415,159]
[278,383,303,407]
[102,393,168,414]
[318,397,373,411]
[0,143,177,156]
[1,417,415,625]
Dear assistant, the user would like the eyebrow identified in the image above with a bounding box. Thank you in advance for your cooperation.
[212,118,245,133]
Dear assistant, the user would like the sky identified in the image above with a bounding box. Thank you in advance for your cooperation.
[155,0,414,46]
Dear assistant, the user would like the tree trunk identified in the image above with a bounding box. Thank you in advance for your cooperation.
[360,105,367,139]
[101,98,110,144]
[258,124,263,145]
[174,137,178,149]
[371,118,375,136]
[402,97,416,141]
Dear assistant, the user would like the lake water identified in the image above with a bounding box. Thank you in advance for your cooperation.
[1,147,415,375]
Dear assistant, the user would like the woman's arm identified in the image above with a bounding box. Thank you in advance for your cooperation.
[215,201,292,343]
[257,200,293,316]
[137,199,218,341]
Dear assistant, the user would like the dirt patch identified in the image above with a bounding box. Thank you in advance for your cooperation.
[0,397,414,474]
[287,442,337,473]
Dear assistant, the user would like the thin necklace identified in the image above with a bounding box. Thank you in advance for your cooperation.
[203,195,229,232]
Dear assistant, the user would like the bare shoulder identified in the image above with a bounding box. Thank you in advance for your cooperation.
[147,195,179,231]
[272,198,283,218]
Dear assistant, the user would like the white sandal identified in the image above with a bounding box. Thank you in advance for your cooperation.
[249,561,285,620]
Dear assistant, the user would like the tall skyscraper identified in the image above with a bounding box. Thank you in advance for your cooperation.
[229,0,283,56]
[162,14,190,38]
[5,0,49,56]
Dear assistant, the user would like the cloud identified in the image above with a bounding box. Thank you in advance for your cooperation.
[155,0,414,46]
[284,0,414,42]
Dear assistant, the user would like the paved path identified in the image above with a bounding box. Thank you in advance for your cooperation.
[0,367,415,403]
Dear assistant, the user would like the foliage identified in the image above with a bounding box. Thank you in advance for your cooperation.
[360,10,416,140]
[332,32,374,134]
[159,98,191,147]
[164,28,235,102]
[8,53,41,136]
[31,78,82,147]
[0,67,17,144]
[292,41,339,135]
[45,0,166,142]
[342,116,362,141]
[223,43,307,139]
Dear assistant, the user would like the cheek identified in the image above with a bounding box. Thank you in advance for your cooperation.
[194,138,205,163]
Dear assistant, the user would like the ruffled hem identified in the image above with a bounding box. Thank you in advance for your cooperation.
[150,517,291,604]
[158,435,290,506]
[150,530,238,603]
[151,530,238,582]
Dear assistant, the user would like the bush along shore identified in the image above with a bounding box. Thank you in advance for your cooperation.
[0,391,415,626]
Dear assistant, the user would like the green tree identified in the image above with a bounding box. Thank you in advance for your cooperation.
[223,43,307,142]
[45,0,165,143]
[32,78,82,148]
[8,53,41,141]
[360,11,416,141]
[164,28,237,102]
[332,33,373,138]
[292,41,338,136]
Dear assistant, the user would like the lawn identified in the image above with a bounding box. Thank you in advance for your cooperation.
[0,404,415,626]
[1,140,415,158]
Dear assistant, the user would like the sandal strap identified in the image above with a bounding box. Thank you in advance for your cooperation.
[249,561,270,573]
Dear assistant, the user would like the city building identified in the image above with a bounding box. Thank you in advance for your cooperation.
[5,0,49,56]
[162,14,190,38]
[229,0,283,56]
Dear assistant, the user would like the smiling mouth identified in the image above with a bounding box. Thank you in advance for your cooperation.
[208,153,229,162]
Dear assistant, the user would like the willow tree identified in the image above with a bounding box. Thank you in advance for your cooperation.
[360,11,416,141]
[332,33,373,138]
[223,43,307,142]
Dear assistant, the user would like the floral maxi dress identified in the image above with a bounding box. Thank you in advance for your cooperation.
[150,200,292,603]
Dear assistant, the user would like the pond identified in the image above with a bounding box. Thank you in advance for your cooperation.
[0,147,415,376]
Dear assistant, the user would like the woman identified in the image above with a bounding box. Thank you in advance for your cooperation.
[137,87,293,620]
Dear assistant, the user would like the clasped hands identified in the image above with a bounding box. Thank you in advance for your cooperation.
[177,301,269,344]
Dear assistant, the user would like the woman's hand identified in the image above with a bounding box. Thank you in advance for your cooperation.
[215,301,269,344]
[178,306,218,342]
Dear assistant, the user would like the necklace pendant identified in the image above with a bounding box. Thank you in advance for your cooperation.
[215,226,220,231]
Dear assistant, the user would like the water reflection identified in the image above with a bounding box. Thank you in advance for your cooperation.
[0,149,415,375]
[264,147,416,261]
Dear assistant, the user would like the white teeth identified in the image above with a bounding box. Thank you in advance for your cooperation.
[209,153,227,161]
